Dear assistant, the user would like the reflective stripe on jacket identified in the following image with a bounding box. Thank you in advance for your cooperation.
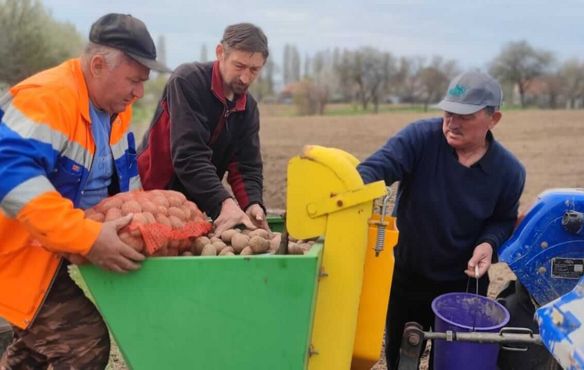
[0,58,140,328]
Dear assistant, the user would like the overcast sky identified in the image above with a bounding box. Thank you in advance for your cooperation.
[42,0,584,73]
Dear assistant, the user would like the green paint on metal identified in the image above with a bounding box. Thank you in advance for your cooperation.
[267,214,285,232]
[79,245,322,370]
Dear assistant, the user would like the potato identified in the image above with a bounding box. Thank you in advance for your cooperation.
[240,246,254,256]
[297,242,312,252]
[168,207,186,221]
[119,231,144,252]
[230,233,250,253]
[209,236,222,244]
[156,213,172,227]
[219,246,235,256]
[192,236,210,255]
[142,212,156,224]
[211,241,227,253]
[269,238,280,253]
[182,251,193,256]
[168,215,185,228]
[182,206,192,221]
[166,192,185,207]
[288,242,308,255]
[121,200,142,215]
[249,236,270,254]
[140,200,158,214]
[96,197,123,213]
[220,229,239,244]
[151,196,170,209]
[201,244,217,256]
[104,207,122,221]
[249,228,270,239]
[131,212,148,225]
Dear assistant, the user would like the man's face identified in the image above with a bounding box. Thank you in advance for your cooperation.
[442,109,502,151]
[92,55,150,114]
[217,44,265,97]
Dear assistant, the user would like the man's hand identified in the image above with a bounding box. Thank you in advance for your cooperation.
[214,198,256,235]
[85,214,145,273]
[246,204,270,231]
[465,242,493,278]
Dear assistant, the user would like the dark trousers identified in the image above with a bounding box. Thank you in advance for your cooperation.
[0,263,110,370]
[385,265,489,370]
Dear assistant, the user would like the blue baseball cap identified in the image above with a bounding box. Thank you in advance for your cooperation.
[437,71,502,114]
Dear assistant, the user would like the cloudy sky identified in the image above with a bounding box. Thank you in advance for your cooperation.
[42,0,584,72]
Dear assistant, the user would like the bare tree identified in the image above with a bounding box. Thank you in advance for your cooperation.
[335,47,395,112]
[200,44,208,62]
[0,0,83,86]
[282,44,301,85]
[417,56,459,111]
[489,40,554,108]
[559,59,584,109]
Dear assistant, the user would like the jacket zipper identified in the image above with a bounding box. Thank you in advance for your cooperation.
[209,107,231,146]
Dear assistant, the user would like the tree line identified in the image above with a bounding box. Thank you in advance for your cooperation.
[250,41,584,114]
[2,0,584,115]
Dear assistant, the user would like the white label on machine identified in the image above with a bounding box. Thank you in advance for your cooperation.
[551,258,584,279]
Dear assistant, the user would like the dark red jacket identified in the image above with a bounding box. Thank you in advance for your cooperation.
[138,61,264,218]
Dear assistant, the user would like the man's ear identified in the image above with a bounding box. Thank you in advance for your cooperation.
[489,111,502,129]
[89,54,107,78]
[216,43,224,61]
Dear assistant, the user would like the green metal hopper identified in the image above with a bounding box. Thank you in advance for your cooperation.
[79,223,321,370]
[79,145,392,370]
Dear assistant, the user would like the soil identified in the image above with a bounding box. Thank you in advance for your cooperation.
[120,108,584,369]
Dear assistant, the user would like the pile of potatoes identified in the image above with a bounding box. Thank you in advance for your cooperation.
[182,228,315,257]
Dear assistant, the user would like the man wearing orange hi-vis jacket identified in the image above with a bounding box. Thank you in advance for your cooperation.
[0,13,169,369]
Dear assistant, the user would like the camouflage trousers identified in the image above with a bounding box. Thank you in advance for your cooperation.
[0,263,110,370]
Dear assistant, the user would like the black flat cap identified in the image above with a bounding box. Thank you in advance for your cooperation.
[89,13,170,73]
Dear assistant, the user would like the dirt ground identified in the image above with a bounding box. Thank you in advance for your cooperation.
[118,108,584,369]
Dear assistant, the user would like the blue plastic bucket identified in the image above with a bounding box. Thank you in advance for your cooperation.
[432,292,510,370]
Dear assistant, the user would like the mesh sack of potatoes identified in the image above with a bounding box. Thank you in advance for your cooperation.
[84,190,212,256]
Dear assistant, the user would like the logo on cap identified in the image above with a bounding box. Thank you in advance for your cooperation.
[448,84,466,97]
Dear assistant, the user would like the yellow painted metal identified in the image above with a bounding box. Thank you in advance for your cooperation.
[352,215,399,370]
[286,145,387,370]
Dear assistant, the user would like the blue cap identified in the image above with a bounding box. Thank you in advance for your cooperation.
[437,71,502,114]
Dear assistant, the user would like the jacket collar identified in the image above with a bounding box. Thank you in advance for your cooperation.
[211,61,247,112]
[70,59,92,124]
[474,131,497,174]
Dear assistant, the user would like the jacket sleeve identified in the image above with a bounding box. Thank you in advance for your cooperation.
[167,76,232,216]
[226,102,264,211]
[357,120,427,185]
[477,164,526,251]
[0,89,101,255]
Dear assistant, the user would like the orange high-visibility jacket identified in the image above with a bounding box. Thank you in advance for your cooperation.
[0,59,141,328]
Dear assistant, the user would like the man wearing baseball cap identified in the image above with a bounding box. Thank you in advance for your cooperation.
[357,71,526,369]
[0,13,167,368]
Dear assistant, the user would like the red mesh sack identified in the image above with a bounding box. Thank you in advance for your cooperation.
[85,190,212,256]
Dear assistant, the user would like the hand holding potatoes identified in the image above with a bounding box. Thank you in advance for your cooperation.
[245,204,270,231]
[214,198,256,235]
[86,214,146,273]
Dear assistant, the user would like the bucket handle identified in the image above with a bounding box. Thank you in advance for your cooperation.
[498,327,536,352]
